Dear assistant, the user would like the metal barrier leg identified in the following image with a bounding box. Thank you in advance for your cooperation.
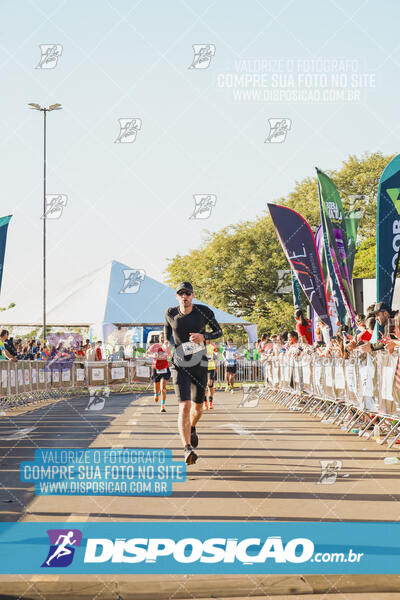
[320,401,338,422]
[287,393,301,408]
[272,389,283,403]
[316,398,332,418]
[345,409,363,432]
[309,398,326,417]
[315,399,330,418]
[388,426,400,448]
[301,395,317,413]
[358,413,378,437]
[380,420,400,446]
[281,391,294,406]
[331,403,351,425]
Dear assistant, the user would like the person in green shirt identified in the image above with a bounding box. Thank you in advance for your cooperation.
[134,342,146,359]
[0,330,17,361]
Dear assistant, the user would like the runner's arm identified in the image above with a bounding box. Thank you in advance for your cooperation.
[164,311,173,344]
[203,309,222,341]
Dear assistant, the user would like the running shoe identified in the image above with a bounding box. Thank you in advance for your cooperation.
[204,401,209,410]
[224,385,229,392]
[184,444,198,465]
[190,427,199,448]
[160,406,166,413]
[209,401,213,409]
[230,388,234,394]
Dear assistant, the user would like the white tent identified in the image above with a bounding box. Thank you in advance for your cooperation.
[0,261,252,338]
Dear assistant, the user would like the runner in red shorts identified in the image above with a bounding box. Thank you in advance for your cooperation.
[147,332,171,413]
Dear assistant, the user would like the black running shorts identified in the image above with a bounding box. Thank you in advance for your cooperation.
[207,369,217,382]
[151,367,171,383]
[226,365,237,374]
[171,365,208,404]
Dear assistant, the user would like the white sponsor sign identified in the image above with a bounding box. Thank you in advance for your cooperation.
[382,365,394,401]
[334,365,345,390]
[62,369,71,382]
[345,363,356,394]
[303,364,311,385]
[136,366,150,378]
[111,367,125,380]
[314,363,322,386]
[325,365,333,388]
[92,368,105,381]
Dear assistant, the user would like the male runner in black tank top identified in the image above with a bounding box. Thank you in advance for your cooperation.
[164,282,222,465]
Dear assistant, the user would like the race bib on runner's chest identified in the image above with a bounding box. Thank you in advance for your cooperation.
[181,341,204,356]
[156,368,168,374]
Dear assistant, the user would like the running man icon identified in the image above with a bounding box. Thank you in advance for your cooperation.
[42,529,82,568]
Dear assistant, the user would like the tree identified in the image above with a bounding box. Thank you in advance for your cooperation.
[165,152,392,333]
[0,302,15,312]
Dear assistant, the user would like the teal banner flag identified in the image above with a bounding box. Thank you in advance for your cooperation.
[376,154,400,307]
[0,215,12,293]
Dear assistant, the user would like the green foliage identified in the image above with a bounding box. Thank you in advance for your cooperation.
[0,302,15,312]
[165,152,391,335]
[353,237,376,278]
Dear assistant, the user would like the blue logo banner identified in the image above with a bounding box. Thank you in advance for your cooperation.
[0,522,398,574]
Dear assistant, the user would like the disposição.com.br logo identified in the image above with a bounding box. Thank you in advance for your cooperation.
[39,532,364,567]
[41,529,82,568]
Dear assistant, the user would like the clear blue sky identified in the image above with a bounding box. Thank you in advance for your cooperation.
[0,0,398,306]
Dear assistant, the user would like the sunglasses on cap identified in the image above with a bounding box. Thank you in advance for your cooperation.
[177,290,193,296]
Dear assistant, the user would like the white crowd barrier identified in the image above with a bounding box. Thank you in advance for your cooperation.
[0,359,154,408]
[0,357,266,408]
[262,351,400,448]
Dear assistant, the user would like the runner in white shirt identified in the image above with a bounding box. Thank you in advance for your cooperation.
[223,338,240,393]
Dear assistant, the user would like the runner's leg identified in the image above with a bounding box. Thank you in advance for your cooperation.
[208,371,215,407]
[189,368,207,449]
[204,376,209,408]
[191,400,203,427]
[225,369,230,391]
[173,367,198,464]
[160,377,167,411]
[154,380,160,403]
[178,400,191,446]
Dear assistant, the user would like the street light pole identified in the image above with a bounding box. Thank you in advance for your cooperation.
[28,102,62,341]
[43,108,47,342]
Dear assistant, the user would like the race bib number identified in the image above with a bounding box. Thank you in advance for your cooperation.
[181,342,203,356]
[156,368,168,374]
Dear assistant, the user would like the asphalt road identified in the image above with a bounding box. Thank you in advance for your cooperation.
[0,388,399,597]
[0,388,399,522]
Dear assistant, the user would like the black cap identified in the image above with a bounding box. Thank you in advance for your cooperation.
[175,281,193,294]
[374,302,391,314]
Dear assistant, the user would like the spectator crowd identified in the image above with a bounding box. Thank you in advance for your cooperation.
[0,302,396,365]
[254,303,400,362]
[0,332,106,363]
